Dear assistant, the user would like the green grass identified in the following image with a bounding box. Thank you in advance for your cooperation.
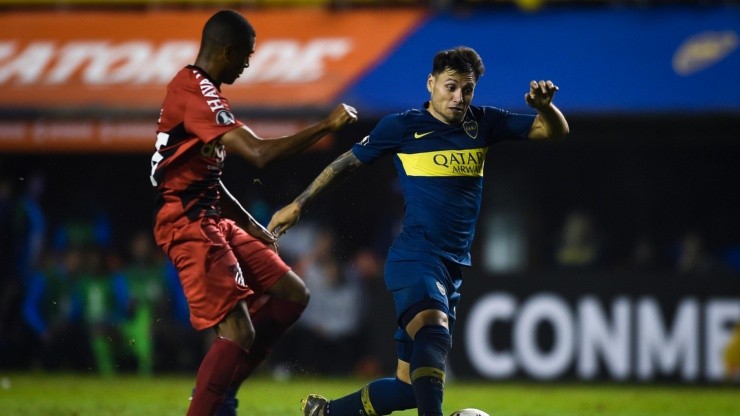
[0,372,737,416]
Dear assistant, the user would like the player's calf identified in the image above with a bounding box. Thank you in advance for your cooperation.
[410,325,451,416]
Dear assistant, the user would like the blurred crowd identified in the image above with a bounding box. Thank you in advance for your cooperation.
[1,169,738,378]
[551,209,738,274]
[0,172,198,375]
[0,172,394,378]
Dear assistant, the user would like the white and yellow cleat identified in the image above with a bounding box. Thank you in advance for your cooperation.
[301,393,328,416]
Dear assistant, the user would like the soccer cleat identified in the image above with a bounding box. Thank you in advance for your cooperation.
[301,393,328,416]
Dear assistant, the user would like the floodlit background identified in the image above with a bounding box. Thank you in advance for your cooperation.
[0,0,738,389]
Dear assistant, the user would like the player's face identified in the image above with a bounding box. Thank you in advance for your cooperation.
[426,69,476,125]
[222,37,255,85]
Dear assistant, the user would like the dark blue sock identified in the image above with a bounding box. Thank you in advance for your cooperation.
[410,325,451,416]
[326,377,415,415]
[192,385,237,416]
[215,386,238,416]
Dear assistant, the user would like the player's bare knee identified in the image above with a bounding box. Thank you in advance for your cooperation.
[276,278,310,305]
[269,271,310,305]
[406,309,449,339]
[285,275,310,304]
[220,320,256,349]
[294,284,310,305]
[234,326,256,349]
[295,288,311,305]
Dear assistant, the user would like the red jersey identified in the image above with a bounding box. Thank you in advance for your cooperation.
[150,66,244,246]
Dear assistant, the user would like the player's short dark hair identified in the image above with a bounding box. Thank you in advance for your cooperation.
[432,46,485,81]
[202,10,255,47]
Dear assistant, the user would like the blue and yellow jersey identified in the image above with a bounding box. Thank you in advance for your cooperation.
[352,104,534,266]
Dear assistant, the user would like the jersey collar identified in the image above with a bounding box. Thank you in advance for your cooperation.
[187,65,222,90]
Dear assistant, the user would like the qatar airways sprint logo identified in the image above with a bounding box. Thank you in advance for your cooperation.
[397,148,487,177]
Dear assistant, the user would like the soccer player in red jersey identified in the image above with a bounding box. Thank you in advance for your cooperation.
[149,10,357,416]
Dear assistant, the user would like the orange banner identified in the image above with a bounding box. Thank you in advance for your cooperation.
[0,119,334,152]
[0,9,426,111]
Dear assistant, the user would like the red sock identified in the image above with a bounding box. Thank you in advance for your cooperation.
[230,297,306,386]
[187,337,248,416]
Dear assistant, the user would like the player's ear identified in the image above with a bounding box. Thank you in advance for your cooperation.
[222,44,235,61]
[426,74,434,93]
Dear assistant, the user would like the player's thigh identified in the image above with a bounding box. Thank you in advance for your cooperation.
[385,255,454,328]
[224,219,291,294]
[264,270,309,304]
[167,218,253,331]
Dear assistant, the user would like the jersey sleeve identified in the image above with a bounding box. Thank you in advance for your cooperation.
[351,114,406,165]
[184,91,244,143]
[481,106,535,145]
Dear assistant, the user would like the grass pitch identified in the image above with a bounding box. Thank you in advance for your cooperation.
[0,372,737,416]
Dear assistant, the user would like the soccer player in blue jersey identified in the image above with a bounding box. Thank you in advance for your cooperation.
[268,46,569,416]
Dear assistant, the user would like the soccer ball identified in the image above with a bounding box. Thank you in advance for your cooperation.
[449,409,490,416]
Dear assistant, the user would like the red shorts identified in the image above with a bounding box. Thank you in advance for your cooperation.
[162,217,290,330]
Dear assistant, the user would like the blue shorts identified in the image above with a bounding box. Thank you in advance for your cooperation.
[385,248,462,360]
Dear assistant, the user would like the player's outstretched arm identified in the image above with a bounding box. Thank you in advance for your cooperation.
[525,80,569,141]
[268,149,364,236]
[221,103,358,168]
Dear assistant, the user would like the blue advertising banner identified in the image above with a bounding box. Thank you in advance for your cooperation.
[343,6,740,115]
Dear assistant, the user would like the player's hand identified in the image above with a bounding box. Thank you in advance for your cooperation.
[326,103,358,131]
[267,201,302,237]
[240,219,279,252]
[525,80,559,110]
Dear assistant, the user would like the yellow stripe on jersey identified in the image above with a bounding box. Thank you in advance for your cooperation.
[397,148,487,177]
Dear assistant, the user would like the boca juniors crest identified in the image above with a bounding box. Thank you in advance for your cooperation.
[463,119,478,139]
